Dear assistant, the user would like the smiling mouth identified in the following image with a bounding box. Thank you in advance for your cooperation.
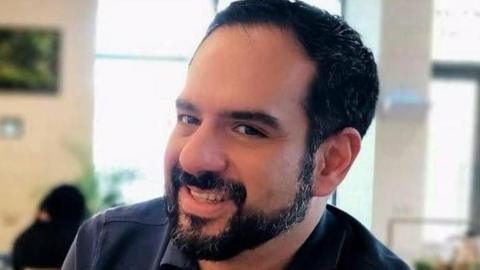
[188,186,226,203]
[179,186,236,219]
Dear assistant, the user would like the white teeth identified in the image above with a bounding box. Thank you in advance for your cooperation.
[190,189,225,203]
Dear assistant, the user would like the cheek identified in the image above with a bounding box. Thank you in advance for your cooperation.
[234,145,303,211]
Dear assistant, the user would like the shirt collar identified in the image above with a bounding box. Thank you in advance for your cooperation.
[286,205,348,270]
[160,240,198,270]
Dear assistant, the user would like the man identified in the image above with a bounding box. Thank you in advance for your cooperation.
[63,0,410,269]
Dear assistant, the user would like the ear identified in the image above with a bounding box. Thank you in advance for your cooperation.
[311,128,361,197]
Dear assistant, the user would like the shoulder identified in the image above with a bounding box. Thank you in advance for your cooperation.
[100,197,169,225]
[79,197,168,233]
[62,198,171,270]
[326,205,411,270]
[78,197,170,246]
[13,222,48,252]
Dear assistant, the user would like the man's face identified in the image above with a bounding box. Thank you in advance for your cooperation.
[164,26,317,259]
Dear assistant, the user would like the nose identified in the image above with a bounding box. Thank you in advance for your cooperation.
[178,123,228,176]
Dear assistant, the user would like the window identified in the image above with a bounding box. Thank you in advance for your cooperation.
[424,78,476,243]
[419,0,480,252]
[94,0,342,203]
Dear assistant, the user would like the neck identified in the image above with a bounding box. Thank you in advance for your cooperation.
[198,199,326,270]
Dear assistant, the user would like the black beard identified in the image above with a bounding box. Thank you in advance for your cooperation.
[165,153,314,261]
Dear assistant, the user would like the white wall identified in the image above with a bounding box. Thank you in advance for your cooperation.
[0,0,96,252]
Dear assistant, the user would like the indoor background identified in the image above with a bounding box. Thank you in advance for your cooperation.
[0,0,479,269]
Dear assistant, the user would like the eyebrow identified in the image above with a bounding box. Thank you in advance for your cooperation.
[224,111,281,131]
[176,99,198,112]
[176,98,282,131]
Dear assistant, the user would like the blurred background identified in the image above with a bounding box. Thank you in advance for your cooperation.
[0,0,479,269]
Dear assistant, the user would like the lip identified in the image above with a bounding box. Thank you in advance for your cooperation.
[178,186,237,219]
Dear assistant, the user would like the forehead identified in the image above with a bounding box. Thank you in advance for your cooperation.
[181,25,316,116]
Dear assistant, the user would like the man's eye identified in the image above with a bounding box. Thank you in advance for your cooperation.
[234,125,266,138]
[177,115,200,125]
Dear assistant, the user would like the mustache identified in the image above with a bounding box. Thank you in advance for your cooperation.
[171,165,247,208]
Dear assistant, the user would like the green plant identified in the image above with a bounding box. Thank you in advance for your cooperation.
[415,260,434,270]
[95,169,137,211]
[66,142,137,216]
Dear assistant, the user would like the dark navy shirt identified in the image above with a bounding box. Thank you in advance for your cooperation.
[62,198,410,270]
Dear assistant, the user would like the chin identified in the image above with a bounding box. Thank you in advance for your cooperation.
[200,223,231,237]
[179,211,231,236]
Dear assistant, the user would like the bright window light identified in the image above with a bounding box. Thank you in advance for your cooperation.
[94,59,188,201]
[96,0,214,57]
[424,79,477,243]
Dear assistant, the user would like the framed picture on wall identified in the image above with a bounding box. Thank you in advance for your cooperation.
[0,27,61,94]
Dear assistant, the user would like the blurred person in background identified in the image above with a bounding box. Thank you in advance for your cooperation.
[63,0,410,269]
[12,185,86,270]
